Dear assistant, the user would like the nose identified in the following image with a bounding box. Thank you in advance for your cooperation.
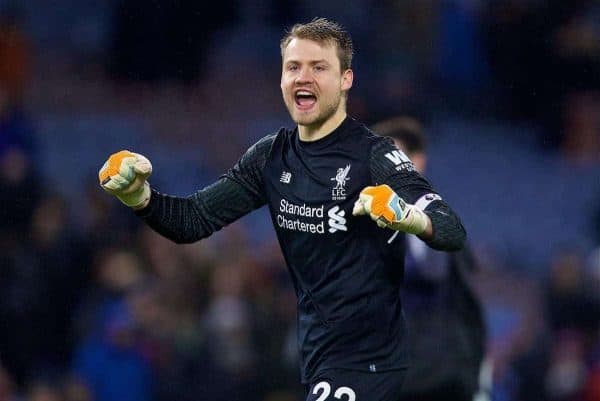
[295,66,313,84]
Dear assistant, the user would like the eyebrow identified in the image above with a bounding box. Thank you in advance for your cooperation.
[285,59,330,66]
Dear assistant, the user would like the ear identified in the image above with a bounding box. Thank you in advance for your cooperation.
[341,69,353,91]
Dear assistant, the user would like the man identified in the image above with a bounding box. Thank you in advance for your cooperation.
[99,18,466,401]
[372,116,488,401]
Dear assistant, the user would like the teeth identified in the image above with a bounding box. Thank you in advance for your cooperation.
[296,91,314,96]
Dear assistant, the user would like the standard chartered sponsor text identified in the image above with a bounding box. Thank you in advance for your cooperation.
[277,214,325,233]
[280,199,324,217]
[278,199,325,233]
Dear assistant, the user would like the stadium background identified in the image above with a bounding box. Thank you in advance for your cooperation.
[0,1,598,400]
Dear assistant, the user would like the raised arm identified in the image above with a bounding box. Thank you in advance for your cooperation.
[360,137,466,251]
[99,135,276,244]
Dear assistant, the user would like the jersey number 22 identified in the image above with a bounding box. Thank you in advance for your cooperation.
[312,381,356,401]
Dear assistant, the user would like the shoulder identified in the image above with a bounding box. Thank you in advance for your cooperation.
[361,126,416,173]
[242,126,296,164]
[348,118,395,147]
[253,132,277,149]
[261,126,296,145]
[364,128,397,155]
[249,128,286,153]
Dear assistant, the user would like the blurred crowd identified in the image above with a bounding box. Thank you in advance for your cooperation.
[0,1,599,401]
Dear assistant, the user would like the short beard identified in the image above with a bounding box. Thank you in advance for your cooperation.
[289,93,342,128]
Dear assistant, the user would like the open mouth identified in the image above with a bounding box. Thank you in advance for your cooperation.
[294,90,317,110]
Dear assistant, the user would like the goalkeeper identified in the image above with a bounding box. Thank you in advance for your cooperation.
[99,18,466,401]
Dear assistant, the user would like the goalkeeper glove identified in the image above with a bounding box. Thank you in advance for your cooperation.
[352,184,429,235]
[99,150,152,209]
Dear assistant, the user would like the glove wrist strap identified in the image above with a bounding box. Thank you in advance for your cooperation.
[117,181,151,209]
[390,205,428,235]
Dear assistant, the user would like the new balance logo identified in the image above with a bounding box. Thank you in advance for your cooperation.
[280,171,292,184]
[384,150,414,171]
[327,206,347,233]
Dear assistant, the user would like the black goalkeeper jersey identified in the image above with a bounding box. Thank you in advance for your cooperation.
[137,116,466,383]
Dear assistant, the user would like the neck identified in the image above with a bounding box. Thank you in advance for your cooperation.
[298,108,347,142]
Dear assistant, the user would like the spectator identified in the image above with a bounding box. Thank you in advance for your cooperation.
[483,0,600,154]
[0,4,31,103]
[73,248,146,343]
[0,82,39,242]
[24,380,63,401]
[107,0,239,84]
[545,249,599,334]
[0,194,85,385]
[544,330,589,401]
[0,364,19,401]
[71,303,153,401]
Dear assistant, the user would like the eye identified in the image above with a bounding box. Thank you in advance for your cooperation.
[287,64,299,71]
[314,65,326,72]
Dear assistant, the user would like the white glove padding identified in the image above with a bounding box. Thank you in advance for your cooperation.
[352,184,429,235]
[99,150,152,209]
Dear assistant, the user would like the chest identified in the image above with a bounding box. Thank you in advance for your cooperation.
[267,144,371,206]
[263,139,372,237]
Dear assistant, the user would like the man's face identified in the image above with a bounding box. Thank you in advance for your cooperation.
[281,38,352,128]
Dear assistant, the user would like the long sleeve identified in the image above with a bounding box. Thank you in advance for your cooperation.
[135,134,276,243]
[369,136,466,251]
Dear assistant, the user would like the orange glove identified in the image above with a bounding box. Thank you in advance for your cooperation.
[99,150,152,209]
[352,184,429,234]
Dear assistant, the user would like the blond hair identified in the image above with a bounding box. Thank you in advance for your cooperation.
[280,17,353,71]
